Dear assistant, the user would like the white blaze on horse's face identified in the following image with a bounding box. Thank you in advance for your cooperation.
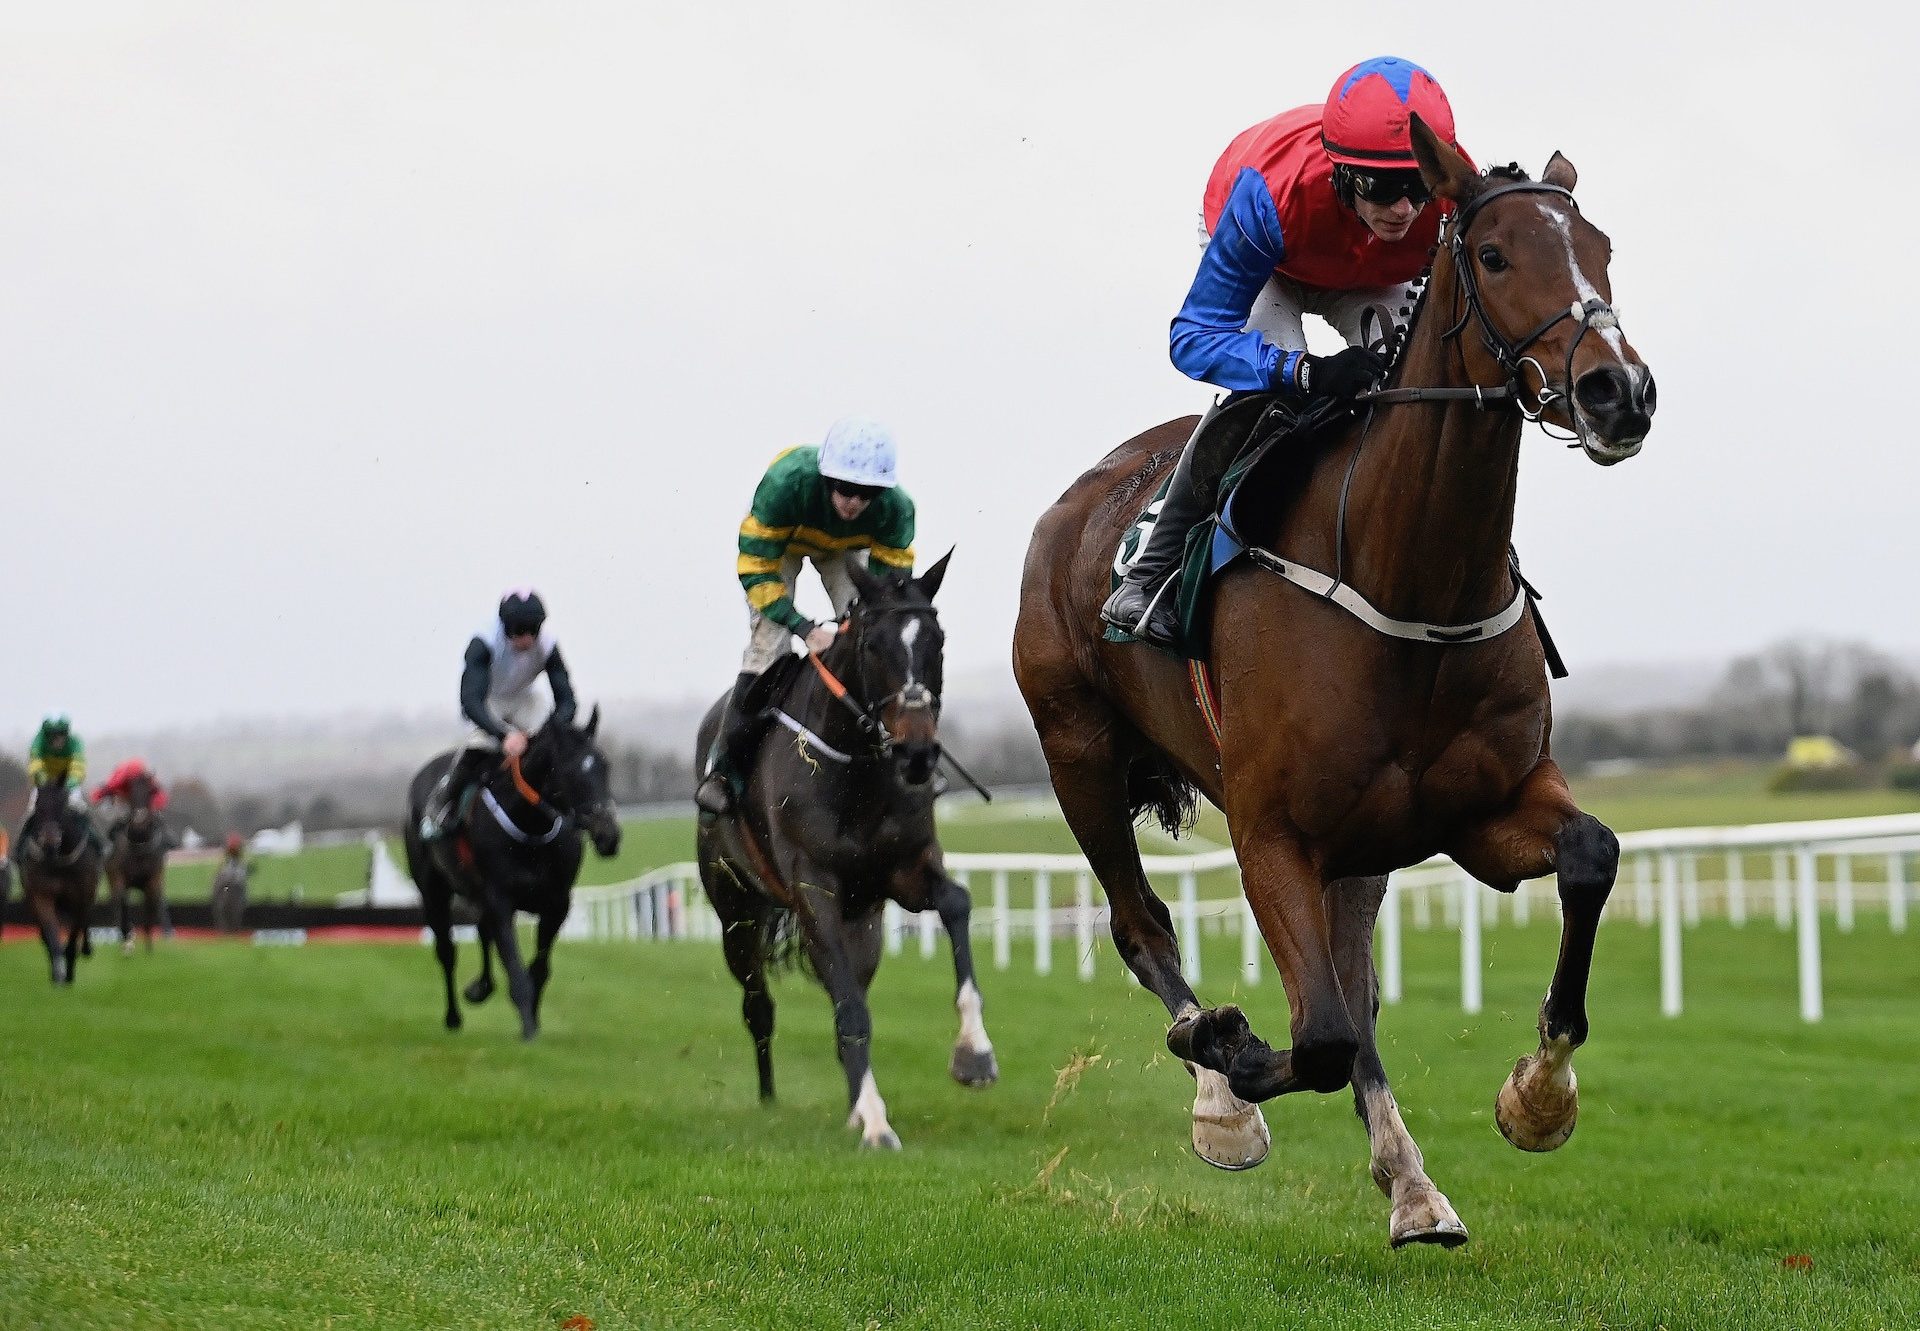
[1531,199,1653,465]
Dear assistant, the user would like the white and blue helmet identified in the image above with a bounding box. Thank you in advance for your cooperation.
[817,416,898,489]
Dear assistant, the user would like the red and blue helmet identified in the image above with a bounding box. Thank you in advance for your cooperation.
[1321,57,1456,168]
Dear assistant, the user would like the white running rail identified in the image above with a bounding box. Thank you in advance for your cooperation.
[565,813,1920,1024]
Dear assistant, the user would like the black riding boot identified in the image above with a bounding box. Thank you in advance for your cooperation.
[695,672,761,818]
[1100,398,1232,649]
[420,747,491,841]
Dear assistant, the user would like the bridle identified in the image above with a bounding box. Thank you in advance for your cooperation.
[1364,178,1623,439]
[804,600,942,758]
[478,748,573,847]
[24,794,88,867]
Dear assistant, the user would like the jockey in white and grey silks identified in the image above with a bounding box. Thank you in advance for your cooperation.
[418,589,579,841]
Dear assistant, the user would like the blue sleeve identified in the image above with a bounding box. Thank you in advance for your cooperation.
[1168,167,1302,393]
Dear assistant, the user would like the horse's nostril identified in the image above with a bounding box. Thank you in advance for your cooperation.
[1574,367,1629,414]
[1640,374,1658,416]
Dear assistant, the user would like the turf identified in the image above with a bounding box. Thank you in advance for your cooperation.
[2,916,1916,1329]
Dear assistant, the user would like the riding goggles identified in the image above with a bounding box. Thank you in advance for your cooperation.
[1347,169,1432,207]
[829,480,883,502]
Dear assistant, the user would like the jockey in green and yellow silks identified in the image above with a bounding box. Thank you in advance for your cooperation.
[696,418,915,817]
[28,715,87,792]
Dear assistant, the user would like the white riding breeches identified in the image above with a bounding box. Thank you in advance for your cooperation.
[741,551,864,674]
[1199,216,1412,354]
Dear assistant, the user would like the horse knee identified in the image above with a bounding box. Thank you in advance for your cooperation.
[1556,815,1619,897]
[1293,1035,1359,1095]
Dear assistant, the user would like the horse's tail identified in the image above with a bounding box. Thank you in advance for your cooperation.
[760,903,811,977]
[1127,747,1198,842]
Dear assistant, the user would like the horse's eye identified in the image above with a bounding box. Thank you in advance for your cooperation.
[1477,244,1509,273]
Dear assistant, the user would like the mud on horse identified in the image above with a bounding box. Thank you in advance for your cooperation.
[105,770,170,955]
[697,554,998,1149]
[403,708,623,1039]
[16,784,103,985]
[1013,118,1654,1246]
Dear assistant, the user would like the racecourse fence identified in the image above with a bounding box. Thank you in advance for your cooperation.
[562,812,1920,1024]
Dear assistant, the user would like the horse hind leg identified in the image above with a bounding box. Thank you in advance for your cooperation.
[117,881,135,956]
[1036,700,1267,1168]
[1330,876,1467,1249]
[422,878,462,1030]
[30,893,66,984]
[924,872,997,1087]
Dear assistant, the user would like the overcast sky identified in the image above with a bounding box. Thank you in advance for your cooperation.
[2,1,1910,736]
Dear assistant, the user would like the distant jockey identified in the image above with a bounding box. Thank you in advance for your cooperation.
[418,589,579,841]
[1103,56,1469,648]
[694,418,915,817]
[28,715,88,803]
[94,759,170,812]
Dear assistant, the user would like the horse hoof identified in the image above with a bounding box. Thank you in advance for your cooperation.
[463,978,494,1004]
[445,1011,463,1031]
[121,939,134,957]
[859,1127,903,1151]
[1496,1052,1578,1153]
[1389,1186,1470,1249]
[80,936,92,957]
[950,1045,999,1088]
[1187,1063,1269,1171]
[50,962,68,985]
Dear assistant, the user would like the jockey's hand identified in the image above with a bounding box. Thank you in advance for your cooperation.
[804,621,839,655]
[1299,346,1388,399]
[502,730,529,760]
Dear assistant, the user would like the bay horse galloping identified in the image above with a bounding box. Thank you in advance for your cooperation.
[105,770,170,955]
[403,708,623,1039]
[697,555,998,1149]
[16,784,103,985]
[1013,120,1654,1246]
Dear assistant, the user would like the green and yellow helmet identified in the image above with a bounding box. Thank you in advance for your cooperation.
[38,714,72,745]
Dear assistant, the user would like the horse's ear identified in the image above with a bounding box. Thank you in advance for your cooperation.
[1409,112,1478,204]
[1542,151,1577,194]
[915,548,954,602]
[846,558,885,604]
[582,703,600,738]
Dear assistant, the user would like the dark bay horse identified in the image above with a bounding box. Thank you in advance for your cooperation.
[17,784,103,984]
[1013,121,1654,1246]
[697,555,998,1149]
[105,770,170,955]
[403,708,622,1039]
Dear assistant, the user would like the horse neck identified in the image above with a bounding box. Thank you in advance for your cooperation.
[1288,252,1524,622]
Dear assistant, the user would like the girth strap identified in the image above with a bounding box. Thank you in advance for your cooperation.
[1245,546,1529,645]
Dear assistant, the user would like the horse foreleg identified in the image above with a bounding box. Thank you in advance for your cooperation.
[115,877,134,955]
[464,921,496,1005]
[143,884,158,952]
[29,892,66,984]
[1189,830,1358,1103]
[1330,876,1467,1249]
[1450,758,1618,1153]
[927,873,998,1088]
[422,879,462,1030]
[799,882,899,1150]
[484,901,538,1040]
[528,910,564,1026]
[719,908,778,1101]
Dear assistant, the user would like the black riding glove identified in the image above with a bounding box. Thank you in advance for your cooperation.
[1296,346,1387,399]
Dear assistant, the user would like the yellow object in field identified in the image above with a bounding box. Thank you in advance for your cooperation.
[1786,735,1851,770]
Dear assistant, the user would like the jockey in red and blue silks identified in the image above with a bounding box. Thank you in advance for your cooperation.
[1103,57,1469,648]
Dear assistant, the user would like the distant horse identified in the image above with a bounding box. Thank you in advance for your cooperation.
[1013,122,1653,1245]
[697,555,998,1150]
[16,784,103,984]
[403,708,622,1039]
[105,770,170,954]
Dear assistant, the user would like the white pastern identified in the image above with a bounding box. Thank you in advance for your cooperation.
[847,1069,902,1150]
[955,978,993,1054]
[1188,1061,1270,1171]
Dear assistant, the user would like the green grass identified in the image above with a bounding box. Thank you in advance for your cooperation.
[3,918,1917,1329]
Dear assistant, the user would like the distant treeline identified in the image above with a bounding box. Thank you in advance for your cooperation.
[1554,638,1920,769]
[8,637,1908,838]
